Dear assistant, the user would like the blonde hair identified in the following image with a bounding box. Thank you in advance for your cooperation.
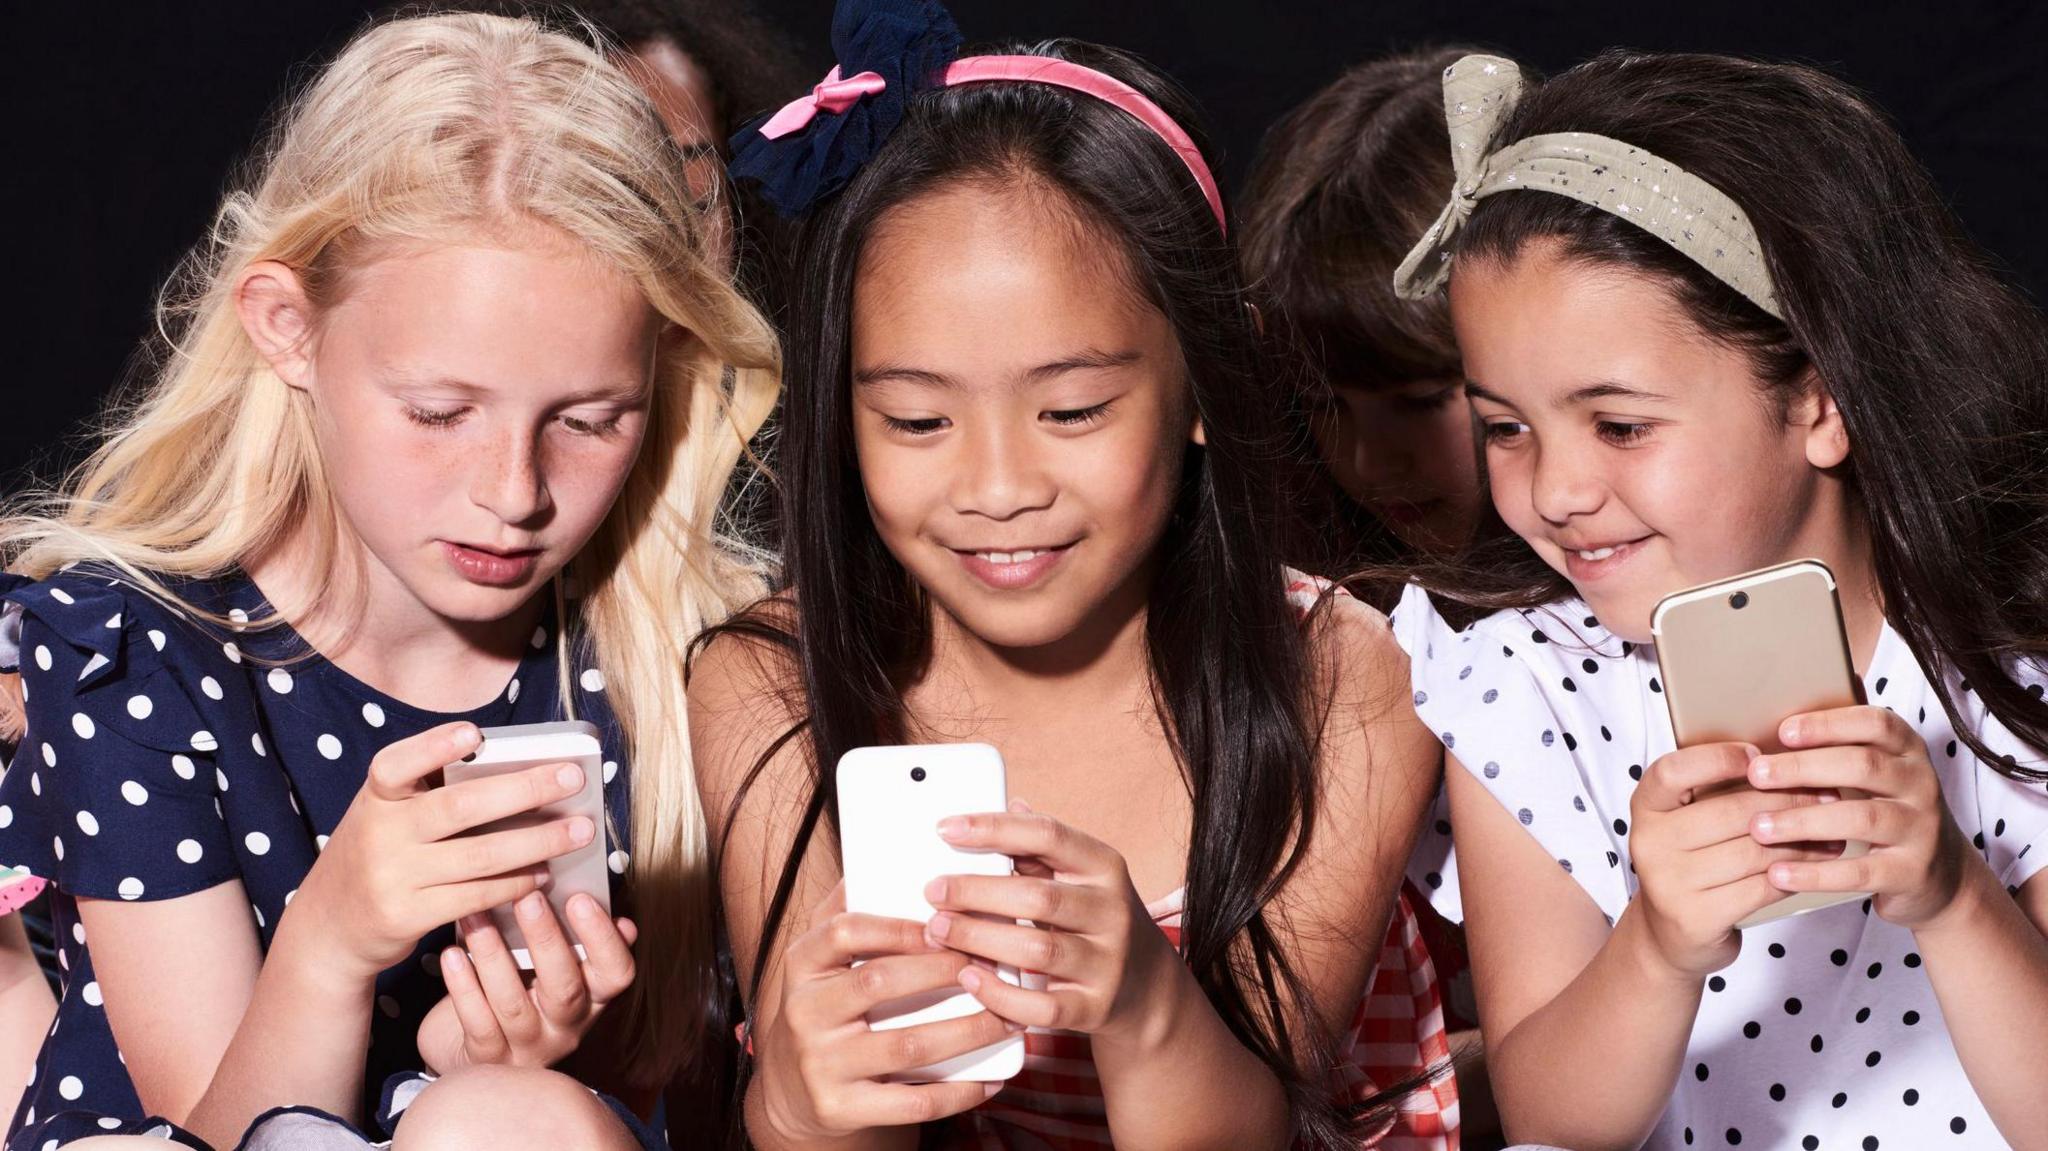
[0,12,779,1082]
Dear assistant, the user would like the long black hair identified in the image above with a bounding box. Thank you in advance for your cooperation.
[703,37,1402,1147]
[1398,49,2048,779]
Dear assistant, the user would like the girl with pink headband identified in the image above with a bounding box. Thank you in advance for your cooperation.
[698,0,1458,1147]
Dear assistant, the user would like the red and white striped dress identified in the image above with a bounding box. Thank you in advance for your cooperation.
[939,887,1456,1151]
[937,576,1458,1149]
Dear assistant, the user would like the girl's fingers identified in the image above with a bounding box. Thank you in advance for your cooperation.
[926,873,1106,931]
[440,948,510,1062]
[424,817,595,886]
[958,964,1071,1030]
[1767,854,1885,895]
[789,911,937,976]
[460,914,541,1040]
[432,870,549,928]
[1682,834,1841,891]
[417,762,586,841]
[844,1007,1022,1082]
[1637,744,1759,813]
[855,1081,1005,1129]
[1667,786,1833,851]
[927,913,1087,979]
[936,811,1116,877]
[1752,798,1912,848]
[517,893,590,1025]
[1780,706,1918,755]
[366,722,482,801]
[830,951,973,1019]
[1751,746,1901,797]
[565,896,637,1004]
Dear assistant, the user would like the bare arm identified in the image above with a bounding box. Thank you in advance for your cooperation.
[690,627,925,1151]
[0,911,55,1108]
[1087,600,1441,1148]
[1911,864,2048,1149]
[77,881,370,1149]
[1448,762,1696,1150]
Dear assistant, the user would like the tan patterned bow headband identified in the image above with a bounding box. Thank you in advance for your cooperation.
[1392,54,1783,320]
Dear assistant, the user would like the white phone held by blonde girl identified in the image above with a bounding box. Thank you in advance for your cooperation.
[1652,559,1872,927]
[441,720,612,968]
[836,742,1026,1083]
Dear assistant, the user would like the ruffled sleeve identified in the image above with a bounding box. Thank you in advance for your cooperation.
[0,570,239,901]
[1391,584,1634,923]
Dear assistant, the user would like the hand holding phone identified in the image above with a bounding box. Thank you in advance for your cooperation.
[441,721,612,968]
[1652,560,1872,928]
[417,890,637,1074]
[836,743,1025,1082]
[287,722,592,983]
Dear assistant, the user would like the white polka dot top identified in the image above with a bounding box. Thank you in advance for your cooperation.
[1392,584,2048,1151]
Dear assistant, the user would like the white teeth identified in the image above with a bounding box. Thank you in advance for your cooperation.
[977,550,1041,565]
[1578,547,1617,561]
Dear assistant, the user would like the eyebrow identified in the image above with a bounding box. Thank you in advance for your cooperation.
[1463,378,1671,408]
[383,370,647,404]
[854,347,1143,390]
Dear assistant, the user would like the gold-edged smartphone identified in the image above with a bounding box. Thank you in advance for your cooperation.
[1650,559,1870,927]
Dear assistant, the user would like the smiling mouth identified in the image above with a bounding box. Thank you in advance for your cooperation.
[949,541,1078,591]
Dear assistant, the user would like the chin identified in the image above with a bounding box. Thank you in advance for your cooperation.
[932,592,1088,653]
[411,571,550,625]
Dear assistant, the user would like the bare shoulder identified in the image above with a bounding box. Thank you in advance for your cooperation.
[686,595,809,800]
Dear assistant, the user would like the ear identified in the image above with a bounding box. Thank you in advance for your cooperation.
[234,261,317,391]
[1789,372,1850,469]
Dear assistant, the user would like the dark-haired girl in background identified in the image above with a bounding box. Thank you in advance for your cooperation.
[689,1,1455,1147]
[1393,51,2048,1150]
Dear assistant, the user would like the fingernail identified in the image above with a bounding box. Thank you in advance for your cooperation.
[557,764,584,789]
[983,1082,1004,1099]
[1770,864,1795,889]
[569,816,594,845]
[927,912,953,942]
[1753,813,1775,839]
[530,867,553,888]
[1005,1017,1026,1032]
[937,816,968,838]
[518,891,546,922]
[957,963,980,990]
[570,893,601,919]
[442,947,467,973]
[456,725,482,749]
[924,877,948,904]
[1752,757,1773,783]
[459,913,487,934]
[1009,797,1032,813]
[1741,743,1761,763]
[1780,717,1801,743]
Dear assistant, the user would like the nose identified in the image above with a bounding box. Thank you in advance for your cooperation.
[949,418,1056,522]
[1528,440,1607,525]
[469,426,555,527]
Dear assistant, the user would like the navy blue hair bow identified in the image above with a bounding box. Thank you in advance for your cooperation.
[729,0,964,217]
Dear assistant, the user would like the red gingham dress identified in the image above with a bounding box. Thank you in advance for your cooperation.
[938,576,1459,1149]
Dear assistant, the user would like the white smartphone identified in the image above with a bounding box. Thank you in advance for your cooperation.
[442,720,611,968]
[835,742,1026,1083]
[1652,560,1871,928]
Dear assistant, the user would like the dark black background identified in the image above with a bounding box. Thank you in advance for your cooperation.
[7,0,2044,492]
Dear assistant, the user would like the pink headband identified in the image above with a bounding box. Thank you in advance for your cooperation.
[759,55,1227,234]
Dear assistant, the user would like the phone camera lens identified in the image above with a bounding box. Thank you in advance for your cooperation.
[1729,591,1750,610]
[910,766,927,782]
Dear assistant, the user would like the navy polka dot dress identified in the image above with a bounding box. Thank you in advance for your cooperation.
[1394,585,2048,1150]
[0,566,662,1150]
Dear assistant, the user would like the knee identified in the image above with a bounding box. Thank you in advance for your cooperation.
[390,1065,630,1151]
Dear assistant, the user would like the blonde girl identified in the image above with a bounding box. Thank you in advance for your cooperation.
[0,12,775,1150]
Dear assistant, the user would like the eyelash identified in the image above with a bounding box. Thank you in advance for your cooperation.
[878,402,1115,436]
[403,406,625,438]
[1481,419,1655,446]
[1392,387,1461,414]
[404,405,465,429]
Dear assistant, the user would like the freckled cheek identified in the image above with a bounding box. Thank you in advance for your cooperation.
[537,434,645,532]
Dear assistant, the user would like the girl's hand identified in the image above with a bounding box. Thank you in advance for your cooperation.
[754,882,1017,1141]
[1748,705,1973,929]
[1628,744,1842,977]
[285,722,597,983]
[926,800,1183,1045]
[416,892,638,1074]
